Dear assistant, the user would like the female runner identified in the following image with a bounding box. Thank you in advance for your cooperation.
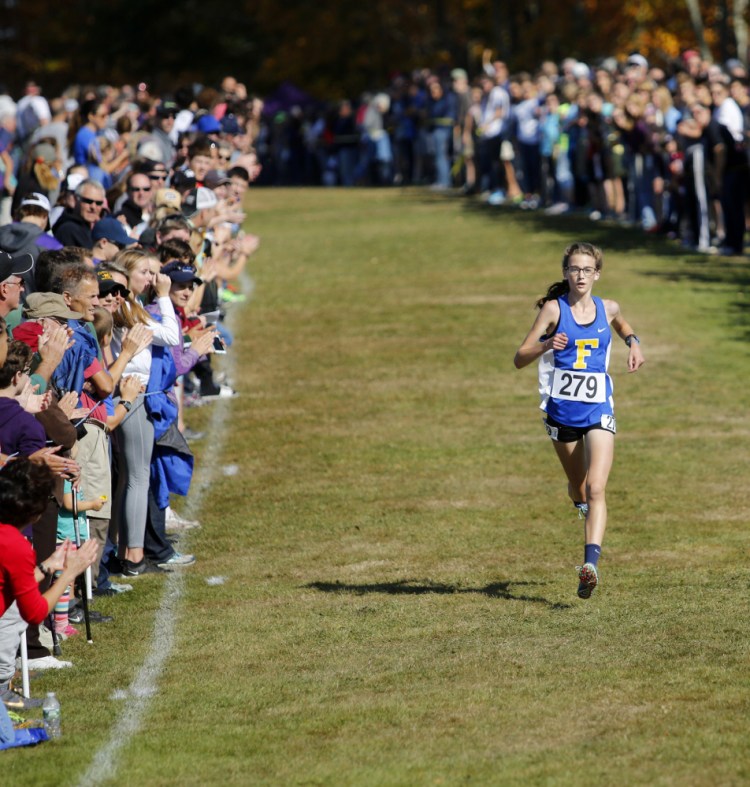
[513,242,645,598]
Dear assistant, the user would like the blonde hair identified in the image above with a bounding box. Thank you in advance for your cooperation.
[92,306,113,345]
[112,248,155,329]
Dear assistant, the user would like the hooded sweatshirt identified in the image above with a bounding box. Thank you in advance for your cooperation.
[0,221,62,292]
[52,208,93,249]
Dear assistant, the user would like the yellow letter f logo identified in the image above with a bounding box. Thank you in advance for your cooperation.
[573,339,599,369]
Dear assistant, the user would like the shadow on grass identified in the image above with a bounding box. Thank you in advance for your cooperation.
[305,578,572,610]
[403,188,750,340]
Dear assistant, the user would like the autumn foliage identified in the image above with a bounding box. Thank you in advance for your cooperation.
[0,0,744,97]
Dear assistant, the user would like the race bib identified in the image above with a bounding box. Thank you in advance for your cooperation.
[600,414,616,433]
[551,369,606,403]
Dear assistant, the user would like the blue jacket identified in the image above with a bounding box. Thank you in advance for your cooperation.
[144,312,193,509]
[52,320,98,395]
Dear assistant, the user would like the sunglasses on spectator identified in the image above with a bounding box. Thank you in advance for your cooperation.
[80,197,104,206]
[101,285,130,298]
[129,186,152,192]
[149,173,167,180]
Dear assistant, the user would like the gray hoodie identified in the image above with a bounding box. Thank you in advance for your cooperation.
[0,221,62,292]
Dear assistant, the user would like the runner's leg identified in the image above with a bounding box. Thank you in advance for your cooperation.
[551,438,587,505]
[582,428,615,546]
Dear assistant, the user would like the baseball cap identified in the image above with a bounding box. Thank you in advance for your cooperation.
[627,54,649,69]
[0,251,33,283]
[161,261,202,285]
[92,216,138,247]
[181,187,218,217]
[19,192,51,212]
[221,115,241,135]
[156,100,178,118]
[97,270,130,298]
[196,114,222,134]
[154,187,182,211]
[204,169,230,189]
[63,172,86,193]
[451,68,468,81]
[171,170,197,193]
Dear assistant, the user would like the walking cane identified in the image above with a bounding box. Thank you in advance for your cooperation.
[71,490,93,644]
[19,634,29,699]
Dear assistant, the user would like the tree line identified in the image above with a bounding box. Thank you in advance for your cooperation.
[0,0,746,98]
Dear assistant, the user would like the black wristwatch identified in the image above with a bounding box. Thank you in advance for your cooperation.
[119,400,133,412]
[625,334,640,347]
[37,562,53,578]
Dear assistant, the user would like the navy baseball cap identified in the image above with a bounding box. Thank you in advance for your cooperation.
[92,217,138,248]
[161,261,202,285]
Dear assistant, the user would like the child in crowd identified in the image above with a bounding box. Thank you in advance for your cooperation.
[53,479,102,637]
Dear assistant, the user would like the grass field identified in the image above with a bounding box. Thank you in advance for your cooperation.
[7,189,750,786]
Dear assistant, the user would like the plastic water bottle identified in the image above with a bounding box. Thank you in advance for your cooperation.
[42,692,61,739]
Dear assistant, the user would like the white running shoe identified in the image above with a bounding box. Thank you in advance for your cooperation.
[22,655,73,670]
[165,506,201,532]
[157,552,196,570]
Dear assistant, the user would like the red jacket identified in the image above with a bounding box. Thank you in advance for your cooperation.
[0,523,48,624]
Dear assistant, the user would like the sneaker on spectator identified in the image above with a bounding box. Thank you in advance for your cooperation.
[87,610,114,623]
[486,190,505,206]
[93,582,133,597]
[182,426,204,442]
[201,384,237,400]
[111,582,133,593]
[22,655,72,670]
[0,681,43,710]
[165,506,201,532]
[157,552,196,570]
[184,392,204,408]
[122,558,147,577]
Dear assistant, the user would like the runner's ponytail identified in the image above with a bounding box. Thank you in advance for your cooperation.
[535,279,569,309]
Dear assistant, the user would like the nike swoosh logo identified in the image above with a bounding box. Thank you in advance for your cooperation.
[597,327,607,333]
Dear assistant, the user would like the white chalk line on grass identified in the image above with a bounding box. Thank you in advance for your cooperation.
[77,296,244,786]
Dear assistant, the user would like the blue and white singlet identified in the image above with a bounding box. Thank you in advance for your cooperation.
[538,294,614,428]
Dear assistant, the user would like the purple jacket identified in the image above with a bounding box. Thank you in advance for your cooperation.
[0,398,47,456]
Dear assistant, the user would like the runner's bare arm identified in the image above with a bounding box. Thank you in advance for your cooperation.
[514,300,567,369]
[606,300,645,372]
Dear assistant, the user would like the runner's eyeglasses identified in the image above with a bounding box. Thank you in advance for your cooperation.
[566,266,597,277]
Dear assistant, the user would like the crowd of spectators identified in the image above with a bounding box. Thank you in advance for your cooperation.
[264,49,750,255]
[1,44,748,715]
[0,74,262,714]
